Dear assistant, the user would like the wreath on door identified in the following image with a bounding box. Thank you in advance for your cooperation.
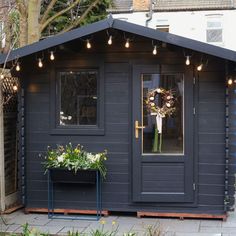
[145,87,176,152]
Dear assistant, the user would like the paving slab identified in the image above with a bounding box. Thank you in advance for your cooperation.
[1,209,236,235]
[45,219,91,228]
[200,220,222,227]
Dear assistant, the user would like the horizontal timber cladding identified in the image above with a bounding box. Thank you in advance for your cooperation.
[24,51,227,215]
[197,70,227,212]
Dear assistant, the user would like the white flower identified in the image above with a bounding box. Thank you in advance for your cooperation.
[95,154,101,160]
[87,153,94,160]
[57,155,64,163]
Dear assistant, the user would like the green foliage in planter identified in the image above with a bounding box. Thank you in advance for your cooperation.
[41,143,107,179]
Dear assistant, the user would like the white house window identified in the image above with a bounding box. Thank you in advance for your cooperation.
[156,25,169,33]
[156,19,169,32]
[206,15,223,43]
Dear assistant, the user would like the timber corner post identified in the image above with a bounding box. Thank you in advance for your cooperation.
[0,77,5,212]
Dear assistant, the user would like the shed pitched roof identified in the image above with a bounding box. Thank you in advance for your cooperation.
[0,16,236,64]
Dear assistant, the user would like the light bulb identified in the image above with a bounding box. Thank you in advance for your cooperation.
[50,51,55,60]
[0,74,4,79]
[13,84,18,91]
[125,39,130,48]
[197,63,203,71]
[86,39,91,49]
[16,62,20,71]
[228,78,233,85]
[153,45,157,55]
[38,58,43,68]
[185,56,190,65]
[108,35,112,45]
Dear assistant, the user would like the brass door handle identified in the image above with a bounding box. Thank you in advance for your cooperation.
[135,120,145,139]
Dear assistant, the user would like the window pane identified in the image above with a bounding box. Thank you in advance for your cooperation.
[207,21,222,28]
[206,29,222,42]
[59,71,97,126]
[142,74,184,154]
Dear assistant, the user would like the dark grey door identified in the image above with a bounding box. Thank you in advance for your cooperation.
[132,65,194,202]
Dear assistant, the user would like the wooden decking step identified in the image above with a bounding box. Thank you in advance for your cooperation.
[2,204,24,214]
[137,212,227,221]
[25,208,109,216]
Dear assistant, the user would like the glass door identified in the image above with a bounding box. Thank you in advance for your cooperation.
[132,65,194,203]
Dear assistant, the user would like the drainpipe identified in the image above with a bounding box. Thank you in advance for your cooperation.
[145,0,154,27]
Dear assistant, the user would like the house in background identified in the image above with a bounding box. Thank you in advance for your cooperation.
[0,16,236,219]
[109,0,236,51]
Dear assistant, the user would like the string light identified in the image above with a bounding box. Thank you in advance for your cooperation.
[38,58,43,68]
[197,63,203,71]
[153,45,157,55]
[108,35,112,45]
[50,51,55,61]
[13,83,18,91]
[185,56,190,65]
[16,62,20,71]
[228,78,233,85]
[125,38,130,48]
[86,39,91,49]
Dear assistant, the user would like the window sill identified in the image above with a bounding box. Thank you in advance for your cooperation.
[50,127,105,136]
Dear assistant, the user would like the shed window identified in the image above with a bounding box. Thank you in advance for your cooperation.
[59,71,98,126]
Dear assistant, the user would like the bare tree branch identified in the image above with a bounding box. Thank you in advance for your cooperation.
[61,0,101,33]
[40,0,81,33]
[39,0,57,25]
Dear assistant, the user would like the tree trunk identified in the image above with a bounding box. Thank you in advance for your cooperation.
[16,1,28,47]
[19,14,28,47]
[0,78,5,212]
[27,0,41,44]
[3,21,11,53]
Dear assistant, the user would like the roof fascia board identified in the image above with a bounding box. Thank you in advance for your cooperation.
[112,19,236,62]
[1,17,236,64]
[0,18,111,64]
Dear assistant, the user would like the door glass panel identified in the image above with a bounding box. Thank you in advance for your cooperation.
[142,74,184,154]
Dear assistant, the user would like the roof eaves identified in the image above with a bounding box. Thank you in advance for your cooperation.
[1,17,236,64]
[112,19,236,62]
[0,18,112,64]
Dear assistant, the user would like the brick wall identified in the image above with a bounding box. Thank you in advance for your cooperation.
[133,0,150,11]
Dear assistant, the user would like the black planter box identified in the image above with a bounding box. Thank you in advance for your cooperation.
[49,168,97,184]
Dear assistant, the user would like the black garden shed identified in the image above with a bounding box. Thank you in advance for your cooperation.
[1,16,236,219]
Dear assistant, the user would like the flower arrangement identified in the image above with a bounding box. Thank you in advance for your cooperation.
[145,87,176,153]
[145,87,176,118]
[42,143,107,179]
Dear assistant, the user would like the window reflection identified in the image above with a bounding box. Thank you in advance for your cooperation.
[142,74,184,154]
[59,71,97,126]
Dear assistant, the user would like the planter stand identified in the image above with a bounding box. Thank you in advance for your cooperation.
[47,169,102,220]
